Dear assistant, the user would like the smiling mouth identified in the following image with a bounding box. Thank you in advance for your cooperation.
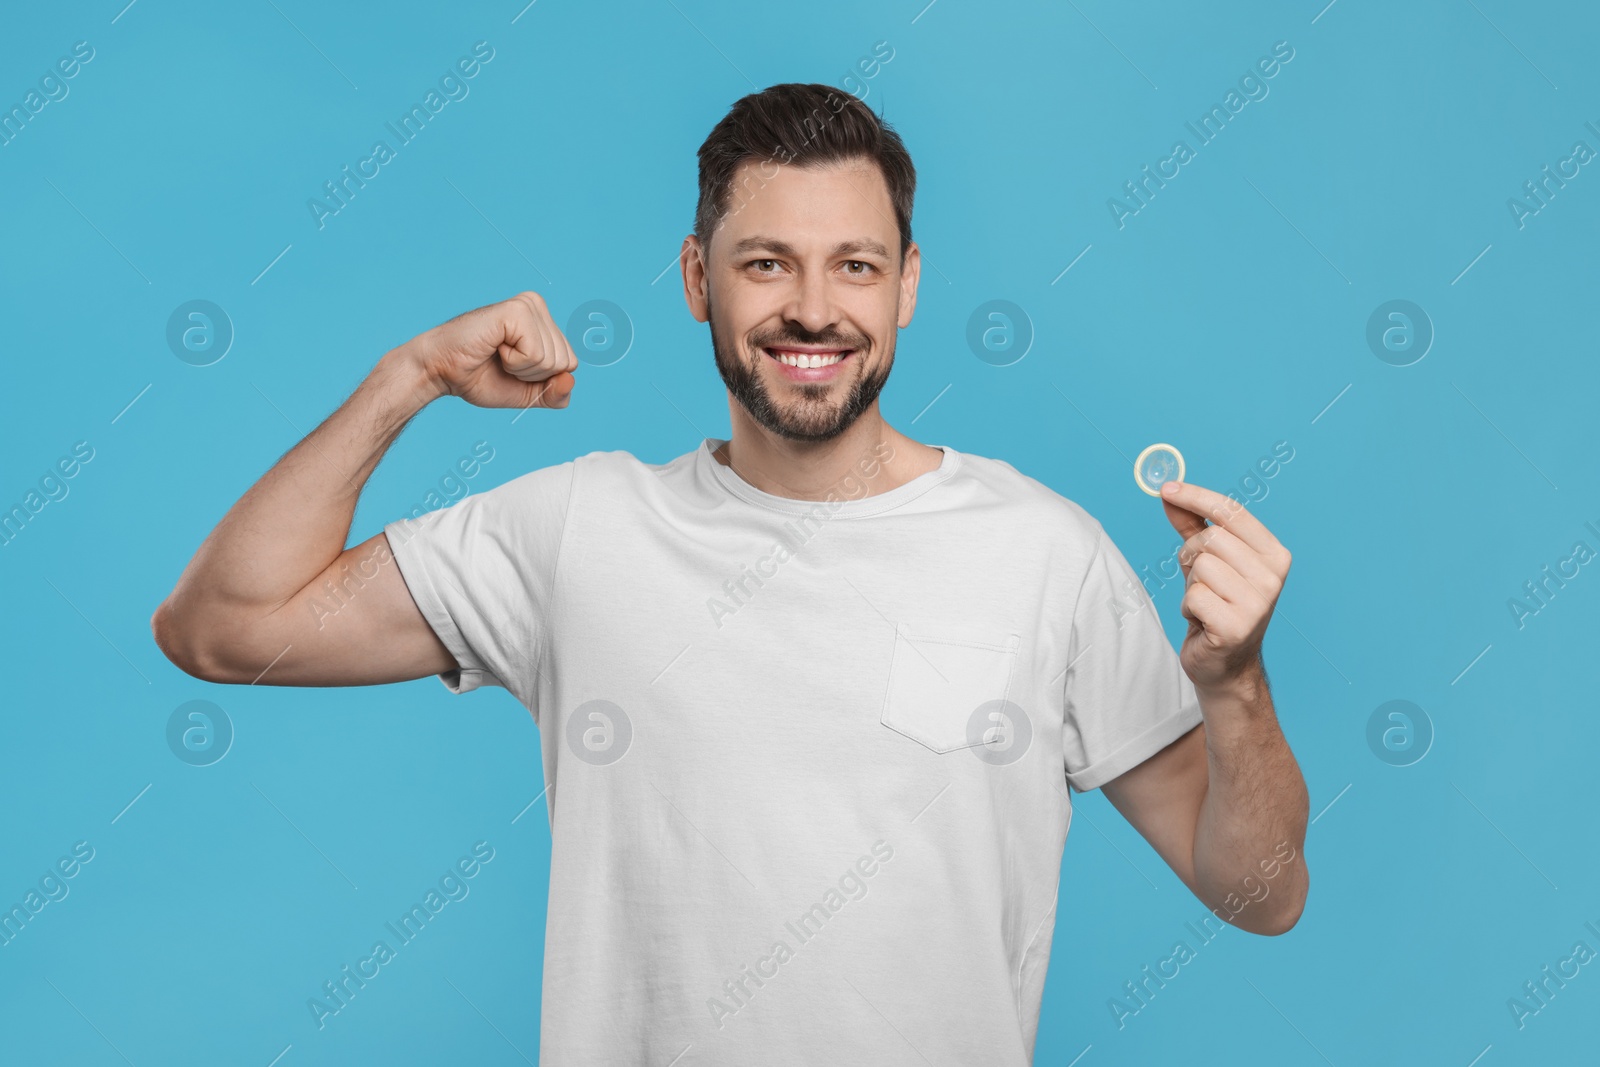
[763,347,854,369]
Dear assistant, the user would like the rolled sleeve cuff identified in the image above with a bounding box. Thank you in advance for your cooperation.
[383,518,505,695]
[1065,695,1203,793]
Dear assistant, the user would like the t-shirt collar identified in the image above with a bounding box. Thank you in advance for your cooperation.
[696,436,959,518]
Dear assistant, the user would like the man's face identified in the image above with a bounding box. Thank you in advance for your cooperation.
[685,156,919,443]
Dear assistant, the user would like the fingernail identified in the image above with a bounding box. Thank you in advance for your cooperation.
[1162,480,1180,495]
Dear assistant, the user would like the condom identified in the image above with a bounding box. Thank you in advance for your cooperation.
[1134,443,1184,497]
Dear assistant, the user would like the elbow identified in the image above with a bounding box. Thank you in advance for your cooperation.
[1249,874,1309,936]
[151,598,231,683]
[1253,896,1305,936]
[1211,860,1309,937]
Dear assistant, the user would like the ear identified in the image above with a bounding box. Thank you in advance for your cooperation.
[682,234,709,323]
[896,241,921,329]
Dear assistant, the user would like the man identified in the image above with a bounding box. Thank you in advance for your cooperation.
[153,82,1307,1064]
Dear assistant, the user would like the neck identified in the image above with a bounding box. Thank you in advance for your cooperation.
[711,406,943,501]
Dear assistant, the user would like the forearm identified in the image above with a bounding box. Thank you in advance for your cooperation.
[155,348,436,638]
[1190,663,1309,934]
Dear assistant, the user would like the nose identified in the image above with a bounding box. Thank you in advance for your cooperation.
[781,267,840,336]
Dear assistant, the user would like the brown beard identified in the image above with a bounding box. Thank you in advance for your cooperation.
[708,292,893,443]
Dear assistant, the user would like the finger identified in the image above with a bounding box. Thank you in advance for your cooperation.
[1161,493,1209,542]
[1164,496,1213,580]
[530,299,580,376]
[531,370,575,408]
[501,302,566,382]
[556,324,579,373]
[522,291,569,371]
[512,292,576,379]
[529,311,558,373]
[1160,481,1283,559]
[495,300,545,379]
[546,313,580,375]
[462,359,556,409]
[1189,552,1270,614]
[1180,579,1232,634]
[1178,525,1284,596]
[490,368,574,411]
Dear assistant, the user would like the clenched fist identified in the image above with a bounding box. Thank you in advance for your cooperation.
[402,291,578,410]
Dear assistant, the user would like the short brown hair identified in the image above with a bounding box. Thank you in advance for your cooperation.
[695,82,916,261]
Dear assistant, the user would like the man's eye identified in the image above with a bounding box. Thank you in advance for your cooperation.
[844,261,873,275]
[751,259,779,272]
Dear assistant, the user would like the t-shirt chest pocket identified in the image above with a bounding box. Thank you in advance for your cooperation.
[879,621,1020,754]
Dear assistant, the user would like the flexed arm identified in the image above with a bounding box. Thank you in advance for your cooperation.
[150,292,577,687]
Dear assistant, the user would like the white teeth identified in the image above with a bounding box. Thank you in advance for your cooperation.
[771,351,845,368]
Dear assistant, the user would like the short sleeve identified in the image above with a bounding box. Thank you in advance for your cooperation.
[382,460,576,697]
[1061,522,1203,792]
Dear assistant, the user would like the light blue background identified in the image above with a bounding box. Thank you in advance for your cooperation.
[2,0,1596,1063]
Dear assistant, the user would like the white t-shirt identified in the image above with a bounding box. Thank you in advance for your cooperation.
[383,436,1201,1065]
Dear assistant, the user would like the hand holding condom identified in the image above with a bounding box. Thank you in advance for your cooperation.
[1135,443,1292,693]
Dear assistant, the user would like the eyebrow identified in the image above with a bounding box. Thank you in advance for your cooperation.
[727,235,892,260]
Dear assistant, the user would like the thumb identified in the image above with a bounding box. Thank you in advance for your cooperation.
[1161,495,1205,539]
[530,370,575,408]
[464,363,575,410]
